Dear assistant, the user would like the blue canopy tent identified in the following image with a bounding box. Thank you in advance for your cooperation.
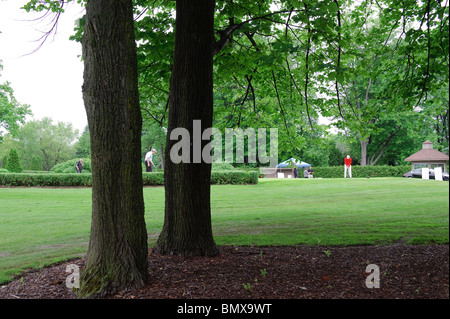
[276,158,311,169]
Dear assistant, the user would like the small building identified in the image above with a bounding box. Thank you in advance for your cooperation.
[404,141,449,172]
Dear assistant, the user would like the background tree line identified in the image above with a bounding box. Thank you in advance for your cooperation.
[0,117,83,171]
[2,110,445,172]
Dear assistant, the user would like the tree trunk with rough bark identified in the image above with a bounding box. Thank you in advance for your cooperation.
[360,139,368,166]
[154,0,218,257]
[77,0,148,298]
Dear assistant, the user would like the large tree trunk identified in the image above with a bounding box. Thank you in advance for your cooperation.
[154,0,218,256]
[77,0,148,298]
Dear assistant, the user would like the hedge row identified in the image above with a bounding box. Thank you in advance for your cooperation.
[210,170,259,185]
[0,171,259,187]
[143,171,259,185]
[308,165,411,178]
[0,166,410,186]
[0,173,93,187]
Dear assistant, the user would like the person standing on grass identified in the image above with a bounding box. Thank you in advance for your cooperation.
[292,159,299,178]
[344,155,352,178]
[307,166,314,178]
[76,158,84,173]
[145,149,157,172]
[304,168,309,178]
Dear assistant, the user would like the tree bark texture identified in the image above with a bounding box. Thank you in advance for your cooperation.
[78,0,148,298]
[155,0,218,257]
[360,139,368,166]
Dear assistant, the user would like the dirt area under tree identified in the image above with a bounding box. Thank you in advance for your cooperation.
[1,244,448,300]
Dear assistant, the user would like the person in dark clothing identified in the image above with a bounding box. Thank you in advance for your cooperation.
[307,166,314,178]
[76,158,84,173]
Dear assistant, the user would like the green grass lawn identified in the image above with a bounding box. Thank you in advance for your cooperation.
[0,177,448,284]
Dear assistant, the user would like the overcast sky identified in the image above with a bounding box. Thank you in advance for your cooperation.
[0,0,87,134]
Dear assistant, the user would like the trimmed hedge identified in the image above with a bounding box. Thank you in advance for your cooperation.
[310,165,411,178]
[49,159,235,174]
[0,173,92,187]
[0,166,409,186]
[0,170,258,187]
[210,170,259,185]
[142,172,165,186]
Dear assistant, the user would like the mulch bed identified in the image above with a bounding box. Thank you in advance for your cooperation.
[1,245,448,300]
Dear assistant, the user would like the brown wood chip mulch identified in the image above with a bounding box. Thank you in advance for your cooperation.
[1,244,448,302]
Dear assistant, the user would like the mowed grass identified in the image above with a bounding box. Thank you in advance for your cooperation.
[0,178,448,283]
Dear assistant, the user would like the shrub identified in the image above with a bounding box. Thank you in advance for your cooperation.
[211,170,258,184]
[143,171,258,186]
[142,172,165,186]
[0,170,258,187]
[30,156,43,171]
[310,165,411,178]
[0,173,92,187]
[212,163,238,171]
[51,158,92,173]
[5,149,22,173]
[0,155,7,169]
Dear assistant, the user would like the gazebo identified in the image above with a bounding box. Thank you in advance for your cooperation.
[404,140,449,172]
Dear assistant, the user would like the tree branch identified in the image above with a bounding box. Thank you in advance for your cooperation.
[369,125,402,165]
[24,1,66,55]
[333,0,344,119]
[213,8,302,55]
[303,2,314,130]
[214,23,244,55]
[272,71,293,141]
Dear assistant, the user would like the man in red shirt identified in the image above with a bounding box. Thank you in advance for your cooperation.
[344,155,352,178]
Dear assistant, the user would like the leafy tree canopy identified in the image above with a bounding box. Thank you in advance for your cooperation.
[0,62,32,142]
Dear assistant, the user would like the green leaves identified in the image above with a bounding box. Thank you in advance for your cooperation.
[22,0,68,13]
[5,148,22,173]
[1,63,32,141]
[327,71,346,84]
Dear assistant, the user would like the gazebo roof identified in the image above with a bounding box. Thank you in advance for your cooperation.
[404,141,449,162]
